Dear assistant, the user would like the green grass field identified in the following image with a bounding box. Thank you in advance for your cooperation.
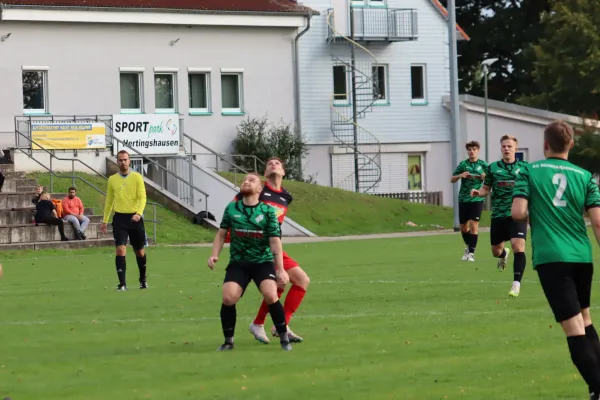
[27,172,215,244]
[1,232,596,399]
[219,172,491,236]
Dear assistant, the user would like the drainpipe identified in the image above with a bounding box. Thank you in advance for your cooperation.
[293,14,312,138]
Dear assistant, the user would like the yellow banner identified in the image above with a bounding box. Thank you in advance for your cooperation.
[31,122,106,150]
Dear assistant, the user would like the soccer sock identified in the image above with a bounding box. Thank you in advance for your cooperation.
[461,232,470,246]
[283,285,307,325]
[115,256,126,286]
[468,234,478,254]
[253,286,284,325]
[567,335,600,393]
[136,255,147,281]
[513,252,526,283]
[586,325,600,362]
[220,303,236,343]
[268,301,289,343]
[498,249,506,259]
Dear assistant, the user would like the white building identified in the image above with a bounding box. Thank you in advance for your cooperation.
[297,0,469,205]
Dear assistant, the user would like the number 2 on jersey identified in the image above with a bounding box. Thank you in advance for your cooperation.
[552,173,568,207]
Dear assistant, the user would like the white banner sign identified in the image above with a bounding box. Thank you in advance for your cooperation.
[112,114,180,155]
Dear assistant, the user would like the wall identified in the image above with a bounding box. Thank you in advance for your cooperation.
[297,0,453,144]
[13,149,110,174]
[0,21,297,160]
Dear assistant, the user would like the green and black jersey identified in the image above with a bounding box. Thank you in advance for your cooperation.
[484,159,528,219]
[513,158,600,268]
[453,159,488,203]
[220,200,281,264]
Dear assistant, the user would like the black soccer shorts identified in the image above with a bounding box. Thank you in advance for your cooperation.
[112,212,146,250]
[490,217,527,245]
[223,261,277,293]
[537,262,593,323]
[458,202,484,224]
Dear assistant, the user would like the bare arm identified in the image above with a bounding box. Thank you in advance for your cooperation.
[472,184,491,198]
[211,228,228,258]
[269,236,285,273]
[511,197,528,222]
[588,208,600,247]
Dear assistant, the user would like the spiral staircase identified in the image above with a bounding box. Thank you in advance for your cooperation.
[326,9,382,194]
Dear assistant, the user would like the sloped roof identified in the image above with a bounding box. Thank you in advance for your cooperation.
[429,0,470,41]
[0,0,317,15]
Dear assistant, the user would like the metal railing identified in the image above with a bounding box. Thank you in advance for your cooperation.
[12,129,163,243]
[327,7,418,42]
[182,133,265,186]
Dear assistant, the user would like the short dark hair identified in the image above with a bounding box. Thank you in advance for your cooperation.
[68,186,76,192]
[465,141,480,150]
[266,157,285,169]
[117,150,129,157]
[544,120,573,153]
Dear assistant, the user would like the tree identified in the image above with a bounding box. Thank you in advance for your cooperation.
[568,114,600,175]
[440,0,550,103]
[231,116,310,181]
[517,0,600,115]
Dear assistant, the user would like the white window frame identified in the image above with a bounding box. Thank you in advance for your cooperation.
[372,64,389,105]
[119,67,144,114]
[407,153,425,192]
[188,68,212,115]
[332,65,350,106]
[516,149,528,162]
[154,68,178,114]
[22,66,49,115]
[220,68,244,114]
[410,64,427,105]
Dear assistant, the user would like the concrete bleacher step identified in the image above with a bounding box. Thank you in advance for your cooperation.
[2,178,37,193]
[0,222,103,244]
[0,192,68,208]
[0,238,116,251]
[0,210,104,225]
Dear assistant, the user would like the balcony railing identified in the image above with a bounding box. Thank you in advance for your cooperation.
[328,7,418,42]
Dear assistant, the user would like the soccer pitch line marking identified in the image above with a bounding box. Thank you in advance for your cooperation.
[0,307,565,326]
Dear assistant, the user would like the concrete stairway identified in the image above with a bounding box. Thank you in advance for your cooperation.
[0,164,115,251]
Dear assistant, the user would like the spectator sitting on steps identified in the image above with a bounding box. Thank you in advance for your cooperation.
[35,192,69,242]
[62,186,89,240]
[32,185,43,205]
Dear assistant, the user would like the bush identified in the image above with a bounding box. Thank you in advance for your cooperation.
[569,114,600,176]
[232,116,310,181]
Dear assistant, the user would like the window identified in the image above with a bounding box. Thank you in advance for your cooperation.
[22,68,48,114]
[516,150,528,161]
[410,64,427,104]
[372,65,388,104]
[333,65,348,104]
[120,70,143,114]
[154,72,177,113]
[407,154,423,191]
[221,71,244,113]
[188,71,211,114]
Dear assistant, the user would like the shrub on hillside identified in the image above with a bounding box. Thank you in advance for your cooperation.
[232,116,310,181]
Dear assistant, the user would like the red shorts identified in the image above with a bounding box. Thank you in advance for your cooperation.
[283,252,299,271]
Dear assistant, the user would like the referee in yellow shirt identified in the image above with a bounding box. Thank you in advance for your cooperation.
[101,150,148,291]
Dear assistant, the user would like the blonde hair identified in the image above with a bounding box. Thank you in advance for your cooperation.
[40,192,51,201]
[500,135,518,145]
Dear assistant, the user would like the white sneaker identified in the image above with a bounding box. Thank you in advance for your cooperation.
[508,281,520,298]
[497,248,510,271]
[271,325,304,343]
[461,247,469,261]
[249,323,270,344]
[467,253,475,262]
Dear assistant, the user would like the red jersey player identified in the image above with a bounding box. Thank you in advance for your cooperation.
[227,158,309,343]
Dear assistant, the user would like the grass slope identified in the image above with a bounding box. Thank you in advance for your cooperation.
[219,172,490,236]
[0,232,595,399]
[26,172,215,245]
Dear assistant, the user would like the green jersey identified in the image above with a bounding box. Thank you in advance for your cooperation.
[453,159,488,203]
[220,200,281,264]
[484,159,528,218]
[513,158,600,268]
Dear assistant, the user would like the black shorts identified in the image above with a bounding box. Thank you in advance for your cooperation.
[490,217,527,245]
[458,202,484,224]
[537,262,593,322]
[224,261,277,292]
[112,212,146,250]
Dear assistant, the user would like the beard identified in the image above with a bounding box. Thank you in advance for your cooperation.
[240,186,255,196]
